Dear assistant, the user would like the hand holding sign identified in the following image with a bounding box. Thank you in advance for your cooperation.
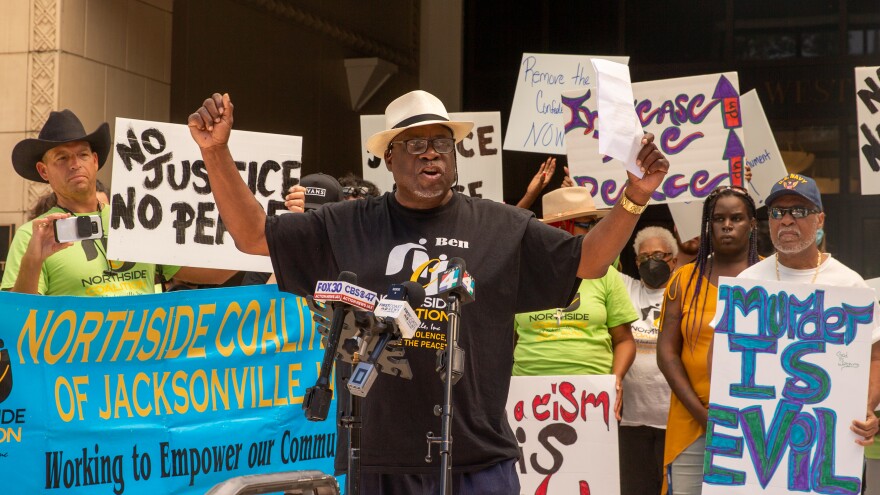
[284,184,306,213]
[188,92,234,150]
[853,412,879,446]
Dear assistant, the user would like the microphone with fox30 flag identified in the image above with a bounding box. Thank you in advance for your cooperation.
[304,271,377,421]
[348,281,426,397]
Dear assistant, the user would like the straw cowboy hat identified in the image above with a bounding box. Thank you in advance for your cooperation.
[365,90,474,157]
[540,187,609,223]
[11,109,110,183]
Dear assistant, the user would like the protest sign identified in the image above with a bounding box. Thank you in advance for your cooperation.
[360,112,504,202]
[856,66,880,195]
[704,277,875,494]
[504,53,628,154]
[506,374,619,495]
[668,201,703,244]
[0,285,339,495]
[741,90,791,207]
[109,118,302,272]
[566,72,742,207]
[669,89,786,237]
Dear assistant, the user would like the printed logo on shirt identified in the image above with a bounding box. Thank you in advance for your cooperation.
[383,237,471,352]
[80,269,152,296]
[77,238,150,295]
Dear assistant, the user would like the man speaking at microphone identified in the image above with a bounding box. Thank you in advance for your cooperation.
[189,90,670,494]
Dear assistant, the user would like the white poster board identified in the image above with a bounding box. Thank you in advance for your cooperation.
[668,201,704,244]
[504,53,628,154]
[741,90,790,207]
[108,118,302,272]
[506,374,619,494]
[566,72,742,207]
[704,277,875,494]
[855,66,880,195]
[359,112,504,202]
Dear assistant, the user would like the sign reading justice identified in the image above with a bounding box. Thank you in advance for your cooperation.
[109,118,302,272]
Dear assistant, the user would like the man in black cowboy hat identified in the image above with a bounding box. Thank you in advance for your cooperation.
[2,109,231,295]
[188,90,669,494]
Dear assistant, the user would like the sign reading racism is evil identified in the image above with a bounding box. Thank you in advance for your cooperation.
[565,72,743,207]
[0,286,338,495]
[506,374,620,495]
[704,277,877,495]
[109,118,302,272]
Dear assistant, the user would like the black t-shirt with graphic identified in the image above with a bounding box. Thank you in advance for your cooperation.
[266,191,582,474]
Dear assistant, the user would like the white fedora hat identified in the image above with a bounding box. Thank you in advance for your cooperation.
[540,187,609,223]
[365,90,474,157]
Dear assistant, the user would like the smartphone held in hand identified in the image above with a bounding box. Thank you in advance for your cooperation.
[53,215,103,243]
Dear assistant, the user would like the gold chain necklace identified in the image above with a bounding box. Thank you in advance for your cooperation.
[775,251,822,284]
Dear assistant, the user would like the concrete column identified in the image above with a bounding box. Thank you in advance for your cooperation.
[419,0,463,111]
[0,0,174,228]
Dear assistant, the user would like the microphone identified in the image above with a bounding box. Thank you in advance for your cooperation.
[304,271,375,421]
[347,281,426,397]
[373,281,426,339]
[313,274,378,311]
[435,257,475,304]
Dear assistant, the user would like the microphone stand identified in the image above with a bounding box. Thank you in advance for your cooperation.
[339,358,361,495]
[427,292,464,495]
[340,318,400,495]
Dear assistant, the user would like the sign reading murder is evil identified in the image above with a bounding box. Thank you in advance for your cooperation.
[704,277,876,494]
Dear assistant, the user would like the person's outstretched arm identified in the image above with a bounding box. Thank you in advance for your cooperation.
[188,93,269,256]
[516,157,556,209]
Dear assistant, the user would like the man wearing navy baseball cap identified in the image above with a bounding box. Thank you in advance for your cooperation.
[739,173,880,445]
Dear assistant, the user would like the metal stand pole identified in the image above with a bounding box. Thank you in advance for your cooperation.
[340,361,361,495]
[432,293,464,495]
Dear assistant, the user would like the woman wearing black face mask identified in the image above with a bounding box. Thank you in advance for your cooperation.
[616,226,678,495]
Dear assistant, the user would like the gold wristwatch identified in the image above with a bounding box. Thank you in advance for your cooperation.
[618,188,647,215]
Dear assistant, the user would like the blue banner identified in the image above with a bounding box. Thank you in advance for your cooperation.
[0,285,340,495]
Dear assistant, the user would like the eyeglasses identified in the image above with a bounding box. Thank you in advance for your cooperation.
[389,138,455,155]
[768,206,820,219]
[343,186,370,198]
[573,219,599,231]
[636,251,672,264]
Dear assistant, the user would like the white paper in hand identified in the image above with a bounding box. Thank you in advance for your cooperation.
[591,58,644,178]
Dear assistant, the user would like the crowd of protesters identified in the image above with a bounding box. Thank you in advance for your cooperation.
[3,89,879,495]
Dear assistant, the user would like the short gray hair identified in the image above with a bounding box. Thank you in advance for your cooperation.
[633,226,678,258]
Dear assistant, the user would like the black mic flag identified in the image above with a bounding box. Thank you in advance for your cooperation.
[304,271,358,421]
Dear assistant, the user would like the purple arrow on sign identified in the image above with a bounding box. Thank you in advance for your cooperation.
[723,129,745,159]
[712,75,738,100]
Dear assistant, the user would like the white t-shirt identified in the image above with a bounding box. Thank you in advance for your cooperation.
[739,254,880,343]
[619,272,671,428]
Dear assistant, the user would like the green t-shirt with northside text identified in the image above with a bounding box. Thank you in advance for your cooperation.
[1,207,179,296]
[513,266,638,376]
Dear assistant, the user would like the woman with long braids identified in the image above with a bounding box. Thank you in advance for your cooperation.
[656,186,759,495]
